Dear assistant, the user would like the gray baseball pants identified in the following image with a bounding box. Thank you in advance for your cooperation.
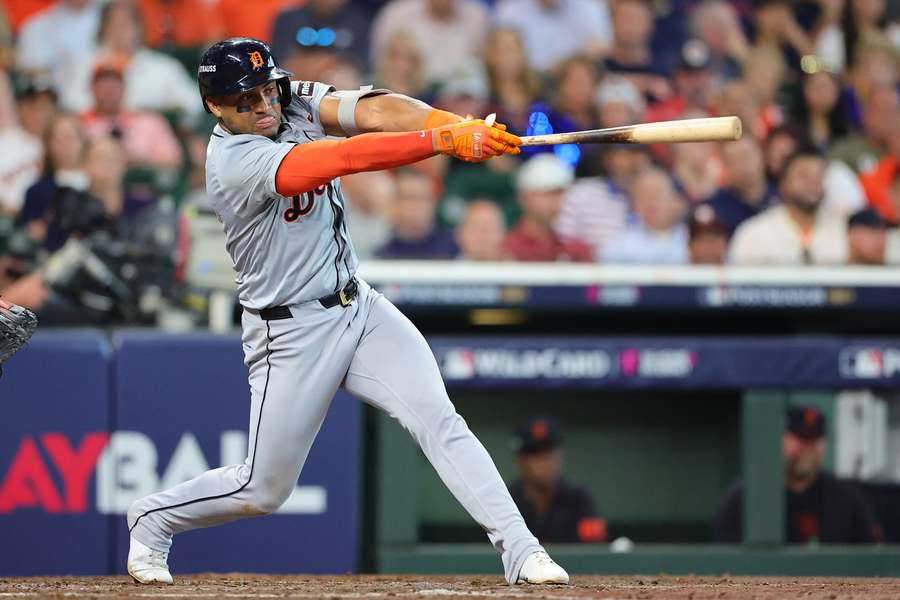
[127,279,542,583]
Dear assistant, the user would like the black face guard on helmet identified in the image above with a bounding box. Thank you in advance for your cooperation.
[198,37,293,114]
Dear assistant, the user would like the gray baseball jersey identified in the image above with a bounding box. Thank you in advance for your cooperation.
[206,80,357,310]
[127,79,544,583]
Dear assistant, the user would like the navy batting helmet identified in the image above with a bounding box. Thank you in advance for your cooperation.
[198,37,293,114]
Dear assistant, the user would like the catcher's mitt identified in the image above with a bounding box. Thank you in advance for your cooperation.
[0,298,37,374]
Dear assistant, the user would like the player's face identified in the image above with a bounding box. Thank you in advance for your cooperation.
[783,433,825,481]
[208,81,282,138]
[516,449,562,491]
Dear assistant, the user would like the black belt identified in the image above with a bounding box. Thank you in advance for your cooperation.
[247,278,358,321]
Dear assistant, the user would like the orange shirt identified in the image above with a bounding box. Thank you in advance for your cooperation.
[138,0,224,48]
[218,0,304,44]
[2,0,53,33]
[860,156,899,224]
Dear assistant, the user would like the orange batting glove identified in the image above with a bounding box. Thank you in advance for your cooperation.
[431,119,521,162]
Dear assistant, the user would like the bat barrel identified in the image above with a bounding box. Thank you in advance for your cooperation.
[519,116,742,146]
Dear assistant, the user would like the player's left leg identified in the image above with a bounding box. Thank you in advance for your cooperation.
[343,281,568,585]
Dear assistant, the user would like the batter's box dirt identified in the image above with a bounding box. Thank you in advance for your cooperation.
[1,575,898,600]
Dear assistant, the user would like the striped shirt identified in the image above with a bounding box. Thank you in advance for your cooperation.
[554,177,629,260]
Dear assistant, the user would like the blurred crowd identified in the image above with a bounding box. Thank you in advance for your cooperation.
[0,0,899,323]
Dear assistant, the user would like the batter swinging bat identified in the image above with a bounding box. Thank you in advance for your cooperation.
[518,116,742,146]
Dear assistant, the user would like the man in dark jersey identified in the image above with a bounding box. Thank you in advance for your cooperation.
[713,406,881,544]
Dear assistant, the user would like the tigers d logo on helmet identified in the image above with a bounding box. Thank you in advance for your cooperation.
[249,51,264,70]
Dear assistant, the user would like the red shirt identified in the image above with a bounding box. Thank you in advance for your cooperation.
[502,222,594,263]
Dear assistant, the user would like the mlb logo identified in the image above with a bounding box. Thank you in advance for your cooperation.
[839,348,883,378]
[442,349,475,380]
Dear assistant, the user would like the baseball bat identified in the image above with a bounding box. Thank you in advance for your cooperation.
[518,116,742,146]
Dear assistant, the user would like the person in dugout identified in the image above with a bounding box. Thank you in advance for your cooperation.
[508,416,607,543]
[713,406,882,544]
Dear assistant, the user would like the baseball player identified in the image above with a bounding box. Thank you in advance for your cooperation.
[126,38,569,586]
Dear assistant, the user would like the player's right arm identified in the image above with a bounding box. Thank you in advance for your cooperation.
[273,121,521,197]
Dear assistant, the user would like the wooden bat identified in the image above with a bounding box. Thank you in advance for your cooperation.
[518,116,742,146]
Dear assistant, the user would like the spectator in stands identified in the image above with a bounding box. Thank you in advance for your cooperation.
[645,39,715,124]
[15,0,101,100]
[504,154,592,262]
[844,40,898,130]
[846,207,900,265]
[831,83,899,175]
[483,27,540,134]
[767,124,867,217]
[730,148,848,265]
[62,1,200,119]
[455,200,508,262]
[13,73,58,140]
[17,133,153,254]
[375,167,457,260]
[740,45,786,139]
[17,113,88,250]
[789,69,850,152]
[0,73,42,217]
[218,0,300,44]
[671,133,721,205]
[435,61,490,129]
[556,145,650,256]
[436,62,520,229]
[751,0,815,68]
[690,0,747,80]
[688,204,728,264]
[842,0,892,73]
[271,0,369,74]
[79,59,182,170]
[713,80,765,142]
[371,30,430,102]
[137,0,223,50]
[603,167,689,264]
[508,416,607,544]
[371,0,490,86]
[713,406,881,544]
[596,75,645,130]
[495,0,612,73]
[549,56,600,132]
[5,135,164,320]
[603,0,669,101]
[708,136,777,236]
[860,117,900,224]
[342,171,394,260]
[521,56,599,167]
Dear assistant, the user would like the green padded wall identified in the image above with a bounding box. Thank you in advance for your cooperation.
[413,390,742,542]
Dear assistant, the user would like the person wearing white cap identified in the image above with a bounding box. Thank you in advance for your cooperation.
[501,154,593,262]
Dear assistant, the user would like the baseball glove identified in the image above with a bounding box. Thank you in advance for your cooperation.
[0,298,37,374]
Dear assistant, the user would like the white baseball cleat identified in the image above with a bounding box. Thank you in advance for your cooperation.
[516,550,570,585]
[127,536,173,584]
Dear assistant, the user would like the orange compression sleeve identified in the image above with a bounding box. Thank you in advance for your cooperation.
[274,130,434,196]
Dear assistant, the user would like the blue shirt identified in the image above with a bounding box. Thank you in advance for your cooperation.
[375,227,459,260]
[707,186,778,237]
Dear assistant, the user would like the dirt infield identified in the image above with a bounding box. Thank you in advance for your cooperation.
[2,575,899,600]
